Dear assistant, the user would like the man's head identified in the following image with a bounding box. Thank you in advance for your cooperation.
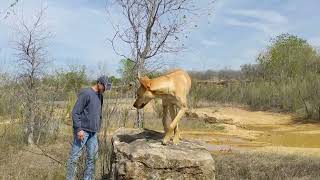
[97,76,112,93]
[133,76,155,109]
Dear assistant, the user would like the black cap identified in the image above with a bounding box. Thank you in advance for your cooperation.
[97,76,112,90]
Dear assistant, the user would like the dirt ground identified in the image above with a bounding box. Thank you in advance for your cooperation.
[182,105,320,157]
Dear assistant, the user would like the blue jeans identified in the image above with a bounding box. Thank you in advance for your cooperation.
[66,130,98,180]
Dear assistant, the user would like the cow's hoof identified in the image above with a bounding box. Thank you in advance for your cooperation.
[162,139,169,145]
[162,130,174,145]
[173,135,180,145]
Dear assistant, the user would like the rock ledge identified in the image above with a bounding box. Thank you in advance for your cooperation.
[109,128,215,180]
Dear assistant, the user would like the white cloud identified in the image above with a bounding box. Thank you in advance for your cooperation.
[229,9,288,24]
[308,37,320,47]
[224,9,289,36]
[201,39,220,47]
[225,18,283,36]
[225,18,267,31]
[243,48,260,59]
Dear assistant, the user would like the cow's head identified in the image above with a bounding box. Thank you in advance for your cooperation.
[133,76,155,109]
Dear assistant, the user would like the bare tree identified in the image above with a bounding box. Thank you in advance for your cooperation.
[14,8,50,145]
[107,0,198,128]
[0,0,19,20]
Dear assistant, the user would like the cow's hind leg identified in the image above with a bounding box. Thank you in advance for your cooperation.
[162,103,170,133]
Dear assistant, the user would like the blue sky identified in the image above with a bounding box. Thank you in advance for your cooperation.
[0,0,320,77]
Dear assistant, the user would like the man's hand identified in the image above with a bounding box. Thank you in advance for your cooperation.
[77,130,85,141]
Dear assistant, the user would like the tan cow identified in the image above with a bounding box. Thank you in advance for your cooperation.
[133,69,191,145]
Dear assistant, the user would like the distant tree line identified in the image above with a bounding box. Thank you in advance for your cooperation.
[190,33,320,121]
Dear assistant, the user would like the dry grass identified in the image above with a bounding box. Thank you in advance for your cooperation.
[0,141,68,180]
[1,101,320,180]
[214,152,320,180]
[3,144,319,180]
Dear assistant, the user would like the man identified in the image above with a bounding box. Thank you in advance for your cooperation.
[66,76,111,180]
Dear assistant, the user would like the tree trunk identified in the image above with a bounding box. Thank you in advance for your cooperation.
[135,61,144,128]
[26,86,36,146]
[136,109,144,128]
[27,108,35,146]
[27,125,35,145]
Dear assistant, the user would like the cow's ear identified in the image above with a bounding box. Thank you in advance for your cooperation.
[139,76,151,90]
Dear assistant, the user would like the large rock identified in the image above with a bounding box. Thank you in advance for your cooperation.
[109,128,215,180]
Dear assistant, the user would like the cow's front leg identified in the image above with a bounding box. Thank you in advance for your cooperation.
[169,105,181,145]
[162,103,173,145]
[173,123,181,145]
[168,106,187,145]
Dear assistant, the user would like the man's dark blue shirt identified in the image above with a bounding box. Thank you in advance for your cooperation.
[72,88,103,133]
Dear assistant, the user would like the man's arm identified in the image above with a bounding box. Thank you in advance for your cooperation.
[99,94,103,128]
[72,91,89,133]
[100,94,103,120]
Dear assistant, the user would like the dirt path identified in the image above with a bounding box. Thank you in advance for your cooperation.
[183,106,320,157]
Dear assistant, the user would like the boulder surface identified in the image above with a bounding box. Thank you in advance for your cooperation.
[109,128,215,180]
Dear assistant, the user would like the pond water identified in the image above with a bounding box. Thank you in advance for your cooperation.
[183,123,320,153]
